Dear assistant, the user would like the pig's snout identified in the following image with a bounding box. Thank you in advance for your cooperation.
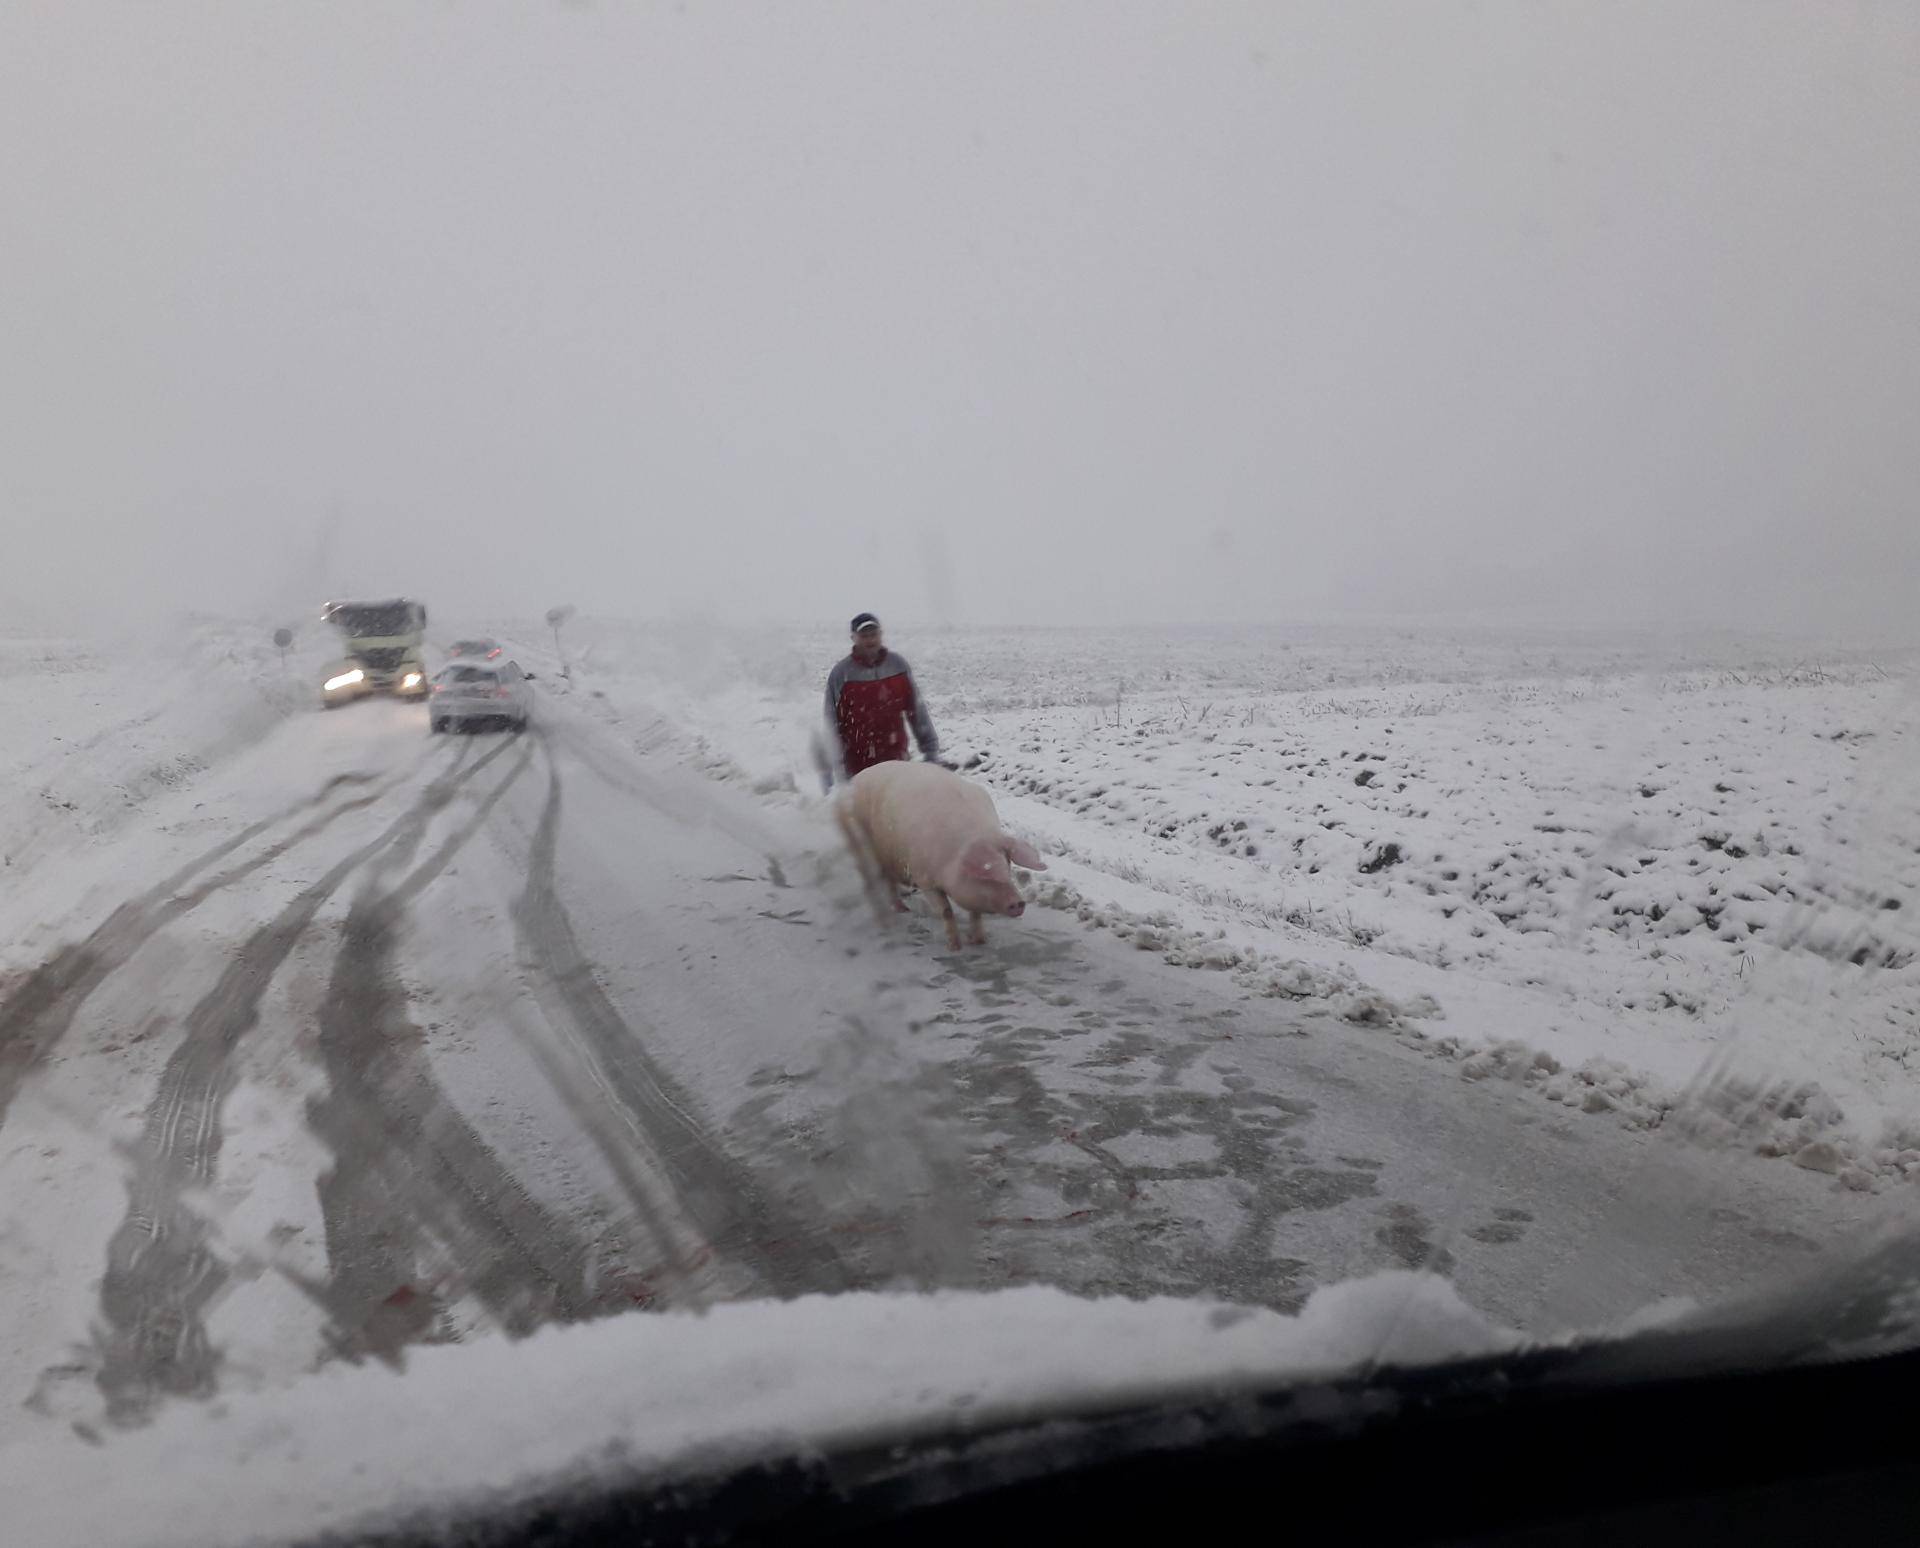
[948,836,1035,921]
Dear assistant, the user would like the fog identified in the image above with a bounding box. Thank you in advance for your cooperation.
[3,2,1916,639]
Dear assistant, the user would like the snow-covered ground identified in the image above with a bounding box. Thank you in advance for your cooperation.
[0,614,1912,1538]
[521,618,1920,1172]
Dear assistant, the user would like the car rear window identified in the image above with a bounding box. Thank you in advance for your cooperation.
[441,666,497,684]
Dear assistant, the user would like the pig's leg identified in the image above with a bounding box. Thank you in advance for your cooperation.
[934,890,965,951]
[834,803,895,927]
[967,910,986,947]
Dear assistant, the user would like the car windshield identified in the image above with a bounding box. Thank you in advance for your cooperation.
[1,4,1916,1545]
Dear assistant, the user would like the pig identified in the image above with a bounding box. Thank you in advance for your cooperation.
[837,760,1047,950]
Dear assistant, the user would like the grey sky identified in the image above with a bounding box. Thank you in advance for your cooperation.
[3,2,1916,637]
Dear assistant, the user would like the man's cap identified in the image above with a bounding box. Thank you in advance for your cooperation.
[850,612,881,634]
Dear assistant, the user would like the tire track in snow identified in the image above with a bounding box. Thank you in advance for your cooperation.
[303,734,617,1362]
[91,739,515,1424]
[0,763,431,1132]
[511,733,856,1300]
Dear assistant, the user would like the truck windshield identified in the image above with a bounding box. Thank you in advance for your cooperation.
[330,605,418,637]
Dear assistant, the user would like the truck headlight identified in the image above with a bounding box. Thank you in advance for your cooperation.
[324,669,365,692]
[402,672,423,689]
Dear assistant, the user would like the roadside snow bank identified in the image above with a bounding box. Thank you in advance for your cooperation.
[0,619,317,884]
[1,1275,1519,1548]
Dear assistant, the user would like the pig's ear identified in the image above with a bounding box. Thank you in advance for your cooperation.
[1005,837,1048,872]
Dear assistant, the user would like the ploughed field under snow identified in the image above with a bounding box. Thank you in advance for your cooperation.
[0,617,1912,1461]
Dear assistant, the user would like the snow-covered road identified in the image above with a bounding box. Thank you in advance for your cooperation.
[0,630,1899,1446]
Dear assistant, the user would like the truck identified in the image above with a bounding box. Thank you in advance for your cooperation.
[319,599,430,707]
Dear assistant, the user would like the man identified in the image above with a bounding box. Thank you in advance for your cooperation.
[823,612,941,783]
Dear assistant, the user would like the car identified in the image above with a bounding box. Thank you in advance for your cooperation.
[446,637,503,661]
[427,659,534,734]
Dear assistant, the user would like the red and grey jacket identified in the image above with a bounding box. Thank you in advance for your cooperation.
[824,649,939,779]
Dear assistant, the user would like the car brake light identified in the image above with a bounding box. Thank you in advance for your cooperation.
[495,687,511,698]
[487,648,501,658]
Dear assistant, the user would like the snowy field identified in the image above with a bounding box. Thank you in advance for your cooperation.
[529,617,1920,1177]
